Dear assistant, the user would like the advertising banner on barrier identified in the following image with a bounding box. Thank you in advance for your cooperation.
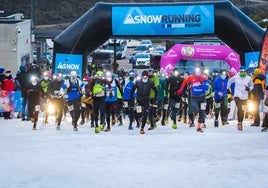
[245,51,260,69]
[0,91,22,113]
[54,53,83,78]
[112,5,214,35]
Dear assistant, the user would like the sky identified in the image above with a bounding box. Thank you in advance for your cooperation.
[1,114,268,188]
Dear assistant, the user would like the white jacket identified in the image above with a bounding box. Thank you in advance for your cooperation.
[227,74,254,100]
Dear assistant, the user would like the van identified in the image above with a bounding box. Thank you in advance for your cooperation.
[91,50,114,71]
[105,39,127,59]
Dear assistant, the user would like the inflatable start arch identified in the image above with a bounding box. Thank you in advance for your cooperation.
[161,44,241,73]
[53,1,264,74]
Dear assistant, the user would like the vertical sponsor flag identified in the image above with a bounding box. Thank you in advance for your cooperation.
[258,28,268,87]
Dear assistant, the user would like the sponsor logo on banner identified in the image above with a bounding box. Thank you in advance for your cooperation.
[54,53,83,78]
[112,5,214,35]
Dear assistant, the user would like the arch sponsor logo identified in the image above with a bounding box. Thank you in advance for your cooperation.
[181,46,195,57]
[112,5,214,35]
[123,7,201,28]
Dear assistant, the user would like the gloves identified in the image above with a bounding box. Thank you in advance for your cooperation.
[177,89,183,96]
[245,86,250,92]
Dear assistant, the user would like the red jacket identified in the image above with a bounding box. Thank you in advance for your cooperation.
[1,77,15,91]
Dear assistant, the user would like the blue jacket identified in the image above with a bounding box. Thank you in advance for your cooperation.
[123,80,136,100]
[213,76,228,100]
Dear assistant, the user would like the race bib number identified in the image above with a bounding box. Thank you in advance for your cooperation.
[181,97,188,103]
[35,105,41,111]
[164,104,169,110]
[123,101,128,108]
[96,90,105,97]
[215,103,221,108]
[175,102,180,109]
[200,102,207,110]
[242,104,247,111]
[136,105,142,113]
[81,103,86,108]
[106,90,115,96]
[68,105,74,111]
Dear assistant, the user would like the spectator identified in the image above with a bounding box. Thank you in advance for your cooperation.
[250,68,265,127]
[1,70,15,119]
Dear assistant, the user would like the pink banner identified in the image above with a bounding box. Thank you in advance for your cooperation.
[160,44,240,73]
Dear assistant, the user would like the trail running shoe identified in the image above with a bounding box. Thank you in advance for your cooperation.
[214,120,219,127]
[148,126,154,130]
[100,124,104,131]
[95,126,100,133]
[172,123,177,129]
[237,123,243,131]
[189,123,195,127]
[197,128,204,133]
[140,129,145,134]
[105,127,111,132]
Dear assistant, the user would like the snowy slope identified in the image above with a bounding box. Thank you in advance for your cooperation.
[0,116,268,188]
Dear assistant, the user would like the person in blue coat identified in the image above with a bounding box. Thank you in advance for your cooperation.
[213,70,229,127]
[123,70,138,130]
[61,70,84,131]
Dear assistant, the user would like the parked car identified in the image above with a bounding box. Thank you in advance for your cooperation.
[133,53,151,69]
[105,39,127,59]
[91,50,114,71]
[127,39,141,48]
[154,46,166,53]
[134,45,150,53]
[140,39,152,45]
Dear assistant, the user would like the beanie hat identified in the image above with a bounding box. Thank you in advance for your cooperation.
[142,70,148,77]
[254,68,261,75]
[228,68,237,76]
[240,66,246,71]
[20,65,26,72]
[0,67,5,74]
[83,75,90,81]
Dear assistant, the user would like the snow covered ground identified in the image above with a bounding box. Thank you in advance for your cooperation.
[1,114,268,188]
